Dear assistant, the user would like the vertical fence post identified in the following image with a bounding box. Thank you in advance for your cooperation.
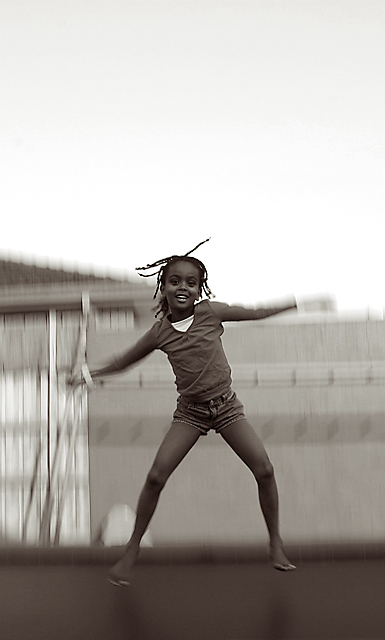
[53,292,90,545]
[40,309,58,545]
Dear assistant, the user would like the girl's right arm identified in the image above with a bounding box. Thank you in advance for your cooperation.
[90,330,157,381]
[69,327,157,387]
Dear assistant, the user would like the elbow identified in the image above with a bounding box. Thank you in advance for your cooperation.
[112,357,126,372]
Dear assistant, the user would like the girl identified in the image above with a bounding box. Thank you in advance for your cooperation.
[73,239,313,585]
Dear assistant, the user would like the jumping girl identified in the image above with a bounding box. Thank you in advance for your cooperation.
[72,239,318,585]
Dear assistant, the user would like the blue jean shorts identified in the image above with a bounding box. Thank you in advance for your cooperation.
[172,388,246,436]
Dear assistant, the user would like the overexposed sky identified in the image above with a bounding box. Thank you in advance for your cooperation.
[1,0,384,310]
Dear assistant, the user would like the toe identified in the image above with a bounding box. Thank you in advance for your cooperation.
[273,563,297,572]
[108,577,130,587]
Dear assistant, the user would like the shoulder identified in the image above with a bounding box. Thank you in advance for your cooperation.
[138,320,163,346]
[195,299,230,320]
[144,315,181,347]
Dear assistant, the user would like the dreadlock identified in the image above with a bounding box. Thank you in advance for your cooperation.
[135,238,213,318]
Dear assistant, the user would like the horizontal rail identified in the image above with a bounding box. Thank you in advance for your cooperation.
[102,361,385,389]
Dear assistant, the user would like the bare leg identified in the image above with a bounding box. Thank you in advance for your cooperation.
[108,422,201,585]
[220,418,296,571]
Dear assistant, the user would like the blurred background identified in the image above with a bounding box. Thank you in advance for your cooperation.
[1,263,384,548]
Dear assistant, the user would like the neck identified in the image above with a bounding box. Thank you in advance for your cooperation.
[169,308,195,322]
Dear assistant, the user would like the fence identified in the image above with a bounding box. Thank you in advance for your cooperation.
[0,308,91,546]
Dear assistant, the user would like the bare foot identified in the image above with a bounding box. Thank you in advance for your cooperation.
[108,545,140,586]
[269,540,296,572]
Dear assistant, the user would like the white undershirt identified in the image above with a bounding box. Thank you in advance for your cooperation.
[171,314,194,332]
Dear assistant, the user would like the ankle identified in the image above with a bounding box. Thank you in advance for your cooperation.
[125,541,140,554]
[269,536,284,549]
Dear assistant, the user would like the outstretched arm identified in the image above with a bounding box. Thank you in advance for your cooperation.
[211,296,297,322]
[68,329,157,387]
[90,339,155,380]
[211,293,336,322]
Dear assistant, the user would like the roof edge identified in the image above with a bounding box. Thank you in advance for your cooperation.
[0,281,154,313]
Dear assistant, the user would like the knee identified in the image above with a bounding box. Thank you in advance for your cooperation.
[145,467,168,492]
[254,461,275,483]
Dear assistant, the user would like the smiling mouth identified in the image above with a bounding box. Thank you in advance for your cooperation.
[175,295,189,301]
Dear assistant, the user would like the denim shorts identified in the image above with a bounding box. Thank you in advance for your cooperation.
[172,388,246,436]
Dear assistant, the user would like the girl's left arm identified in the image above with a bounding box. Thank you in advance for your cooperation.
[211,296,297,322]
[212,293,336,322]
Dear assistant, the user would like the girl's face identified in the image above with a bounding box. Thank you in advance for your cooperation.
[161,260,201,321]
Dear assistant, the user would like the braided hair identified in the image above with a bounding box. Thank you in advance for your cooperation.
[136,238,213,318]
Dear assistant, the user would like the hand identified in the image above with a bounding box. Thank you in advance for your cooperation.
[67,371,85,389]
[67,364,97,390]
[297,293,337,313]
